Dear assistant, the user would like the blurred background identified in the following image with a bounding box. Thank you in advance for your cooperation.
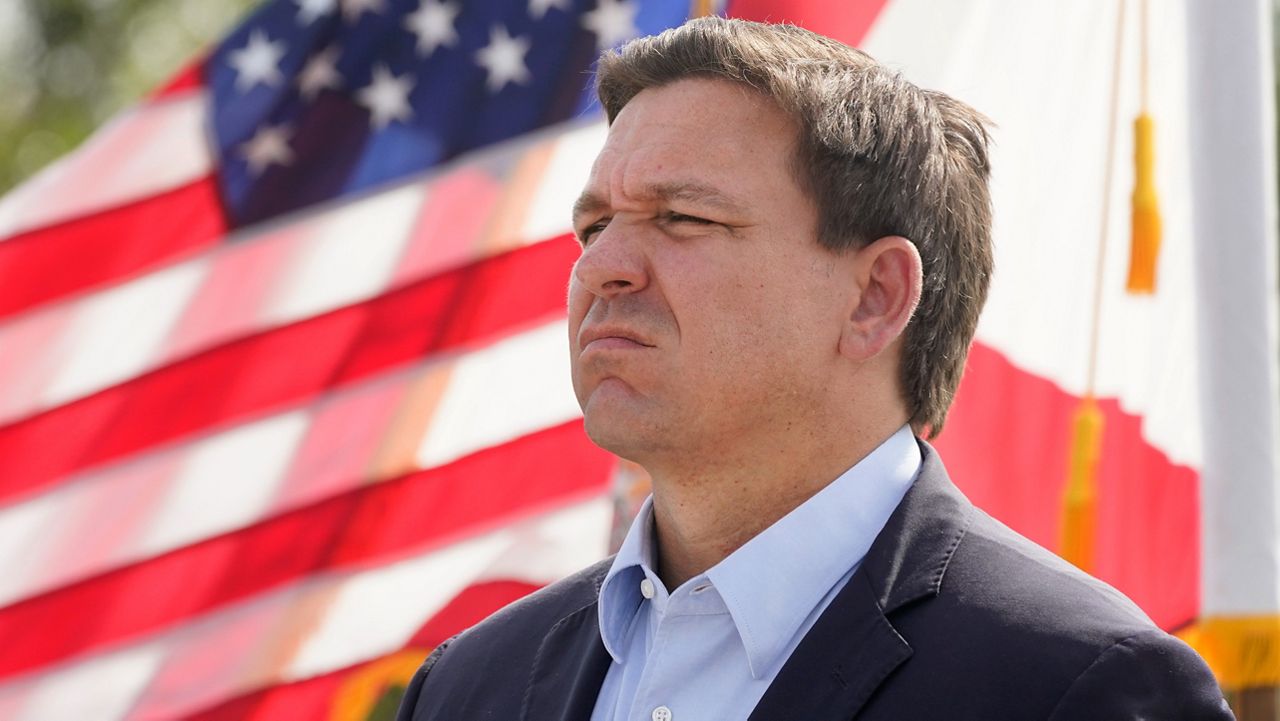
[0,1,1277,720]
[0,0,256,195]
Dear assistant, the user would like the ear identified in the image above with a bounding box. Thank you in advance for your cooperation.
[837,236,923,362]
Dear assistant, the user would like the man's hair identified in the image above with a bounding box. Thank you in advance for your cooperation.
[595,17,993,436]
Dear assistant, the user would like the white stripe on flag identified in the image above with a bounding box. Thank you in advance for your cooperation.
[135,411,311,558]
[519,121,607,242]
[37,259,208,411]
[7,642,165,721]
[258,182,423,327]
[416,319,580,468]
[0,92,211,239]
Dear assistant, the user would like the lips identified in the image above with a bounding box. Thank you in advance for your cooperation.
[578,326,654,352]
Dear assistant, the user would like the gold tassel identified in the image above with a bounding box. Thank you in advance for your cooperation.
[1061,397,1104,572]
[1127,113,1161,293]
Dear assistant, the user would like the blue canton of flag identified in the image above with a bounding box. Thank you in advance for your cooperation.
[206,0,691,227]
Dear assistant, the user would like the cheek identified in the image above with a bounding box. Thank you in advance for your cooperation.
[704,273,832,363]
[566,280,591,336]
[675,280,771,371]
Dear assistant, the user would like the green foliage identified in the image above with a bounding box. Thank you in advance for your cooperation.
[0,0,259,195]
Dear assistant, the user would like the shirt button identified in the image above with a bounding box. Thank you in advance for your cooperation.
[640,578,655,599]
[652,706,672,721]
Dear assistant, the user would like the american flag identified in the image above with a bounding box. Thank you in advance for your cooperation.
[0,0,688,718]
[0,0,1269,717]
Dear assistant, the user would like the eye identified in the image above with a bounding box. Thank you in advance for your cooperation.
[666,212,714,225]
[576,219,609,246]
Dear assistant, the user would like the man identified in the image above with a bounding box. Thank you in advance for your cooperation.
[397,17,1232,721]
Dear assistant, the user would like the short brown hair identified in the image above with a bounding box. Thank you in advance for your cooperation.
[596,17,993,436]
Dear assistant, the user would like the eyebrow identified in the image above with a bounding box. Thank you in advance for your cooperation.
[572,181,749,225]
[572,192,608,225]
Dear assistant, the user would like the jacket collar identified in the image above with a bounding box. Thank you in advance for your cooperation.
[862,440,973,614]
[749,440,973,721]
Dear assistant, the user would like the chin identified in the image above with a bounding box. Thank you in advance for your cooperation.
[581,414,637,458]
[581,410,664,464]
[578,381,675,458]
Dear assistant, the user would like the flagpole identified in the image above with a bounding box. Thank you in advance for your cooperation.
[1183,0,1280,715]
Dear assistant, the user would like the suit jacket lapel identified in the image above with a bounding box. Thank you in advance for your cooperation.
[750,441,973,721]
[748,571,911,721]
[522,601,613,721]
[859,441,973,615]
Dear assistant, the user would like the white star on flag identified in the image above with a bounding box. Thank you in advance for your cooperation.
[528,0,572,20]
[298,46,343,99]
[239,123,294,174]
[341,0,385,22]
[228,29,287,92]
[294,0,337,24]
[357,65,415,129]
[581,0,640,51]
[475,25,532,93]
[404,0,461,57]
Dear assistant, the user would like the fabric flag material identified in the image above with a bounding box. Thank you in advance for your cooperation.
[3,0,1277,719]
[0,0,690,718]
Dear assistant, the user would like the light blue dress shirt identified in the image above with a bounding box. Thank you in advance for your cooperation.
[589,426,922,721]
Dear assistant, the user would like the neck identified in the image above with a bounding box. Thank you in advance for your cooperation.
[646,415,905,589]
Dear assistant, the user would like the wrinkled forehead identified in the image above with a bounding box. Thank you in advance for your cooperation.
[581,78,801,203]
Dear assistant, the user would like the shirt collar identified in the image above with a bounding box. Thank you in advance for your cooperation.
[708,425,921,677]
[596,426,921,673]
[597,494,662,663]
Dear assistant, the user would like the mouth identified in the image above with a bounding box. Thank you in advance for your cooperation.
[578,327,655,352]
[584,337,650,352]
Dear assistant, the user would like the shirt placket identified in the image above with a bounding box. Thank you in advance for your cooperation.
[627,576,728,721]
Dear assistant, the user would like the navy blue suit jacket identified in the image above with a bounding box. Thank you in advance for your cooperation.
[396,442,1233,720]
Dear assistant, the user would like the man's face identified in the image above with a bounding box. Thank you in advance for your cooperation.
[568,78,855,466]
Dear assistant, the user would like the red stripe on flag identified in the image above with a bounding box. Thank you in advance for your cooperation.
[0,176,224,321]
[0,236,581,506]
[150,59,206,100]
[404,580,547,650]
[183,663,356,721]
[727,0,889,47]
[0,421,612,680]
[934,341,1200,631]
[183,581,540,721]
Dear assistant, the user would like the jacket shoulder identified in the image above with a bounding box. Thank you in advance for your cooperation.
[1046,628,1235,720]
[396,557,612,721]
[947,507,1156,637]
[803,443,1230,719]
[883,506,1228,718]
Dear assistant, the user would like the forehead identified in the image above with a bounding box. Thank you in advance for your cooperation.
[582,78,801,209]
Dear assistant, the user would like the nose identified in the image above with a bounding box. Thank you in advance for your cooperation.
[572,224,648,299]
